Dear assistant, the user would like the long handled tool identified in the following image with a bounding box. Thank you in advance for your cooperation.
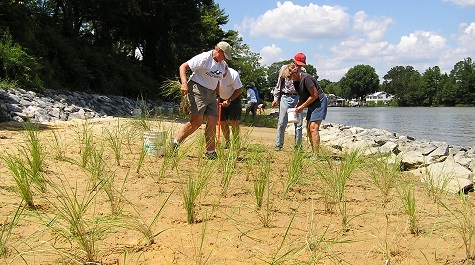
[217,103,223,143]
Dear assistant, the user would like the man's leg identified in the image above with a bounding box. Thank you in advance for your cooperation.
[275,97,289,148]
[220,120,230,143]
[205,114,218,152]
[175,114,204,142]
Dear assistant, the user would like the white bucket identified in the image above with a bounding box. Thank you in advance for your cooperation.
[143,130,165,156]
[287,108,299,123]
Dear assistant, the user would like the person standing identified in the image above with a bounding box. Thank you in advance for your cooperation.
[282,62,328,159]
[271,53,307,150]
[173,41,232,159]
[245,82,258,122]
[218,62,242,148]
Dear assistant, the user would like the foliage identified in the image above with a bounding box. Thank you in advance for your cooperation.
[339,64,379,100]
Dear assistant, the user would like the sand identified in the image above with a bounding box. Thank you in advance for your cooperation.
[0,116,473,264]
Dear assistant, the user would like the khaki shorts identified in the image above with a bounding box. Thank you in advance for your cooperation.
[187,81,218,116]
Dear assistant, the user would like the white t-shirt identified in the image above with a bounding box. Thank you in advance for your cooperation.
[188,50,226,91]
[219,68,242,100]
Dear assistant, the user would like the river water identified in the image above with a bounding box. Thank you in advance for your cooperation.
[324,107,475,147]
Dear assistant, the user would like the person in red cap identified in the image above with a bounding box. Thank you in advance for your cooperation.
[271,52,307,150]
[173,41,232,160]
[282,61,328,160]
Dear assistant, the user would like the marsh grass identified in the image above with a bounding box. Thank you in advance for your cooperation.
[125,191,172,249]
[253,152,271,209]
[182,145,215,223]
[438,192,475,261]
[44,176,118,263]
[399,181,420,235]
[22,122,47,191]
[421,167,450,204]
[0,203,25,257]
[100,164,128,216]
[2,155,35,208]
[219,135,241,197]
[266,213,304,264]
[76,120,95,168]
[314,149,363,230]
[50,129,67,160]
[284,147,306,195]
[365,153,402,204]
[103,118,124,166]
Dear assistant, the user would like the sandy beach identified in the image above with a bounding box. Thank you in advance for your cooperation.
[0,116,473,264]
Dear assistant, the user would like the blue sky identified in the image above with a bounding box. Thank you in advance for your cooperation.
[215,0,475,82]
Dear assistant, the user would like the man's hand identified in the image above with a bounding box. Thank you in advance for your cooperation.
[180,83,188,95]
[272,100,278,107]
[222,100,230,107]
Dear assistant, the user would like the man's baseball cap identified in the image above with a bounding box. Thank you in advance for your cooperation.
[293,52,307,66]
[217,41,232,60]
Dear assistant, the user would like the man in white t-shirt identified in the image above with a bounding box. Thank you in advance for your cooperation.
[218,62,242,148]
[173,41,232,159]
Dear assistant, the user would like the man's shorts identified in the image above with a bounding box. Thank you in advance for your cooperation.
[219,97,242,121]
[187,80,218,116]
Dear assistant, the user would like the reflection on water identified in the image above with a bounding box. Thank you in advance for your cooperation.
[325,107,475,147]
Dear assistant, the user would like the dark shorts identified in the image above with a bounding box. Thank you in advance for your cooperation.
[187,80,218,116]
[219,97,242,121]
[307,95,328,122]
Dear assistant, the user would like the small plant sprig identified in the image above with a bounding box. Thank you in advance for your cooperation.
[22,122,47,191]
[124,191,172,249]
[438,192,475,261]
[284,147,306,195]
[399,181,420,235]
[103,118,124,166]
[182,151,215,224]
[220,136,240,196]
[0,203,25,257]
[2,154,35,209]
[76,120,95,168]
[365,153,402,204]
[253,152,270,209]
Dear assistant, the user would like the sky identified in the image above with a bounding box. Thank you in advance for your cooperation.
[215,0,475,82]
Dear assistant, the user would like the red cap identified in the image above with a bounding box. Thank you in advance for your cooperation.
[293,53,306,66]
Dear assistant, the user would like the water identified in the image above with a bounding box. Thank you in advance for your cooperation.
[325,107,475,147]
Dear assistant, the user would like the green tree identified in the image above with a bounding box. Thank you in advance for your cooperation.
[420,66,442,106]
[382,66,421,106]
[449,57,475,106]
[339,64,379,100]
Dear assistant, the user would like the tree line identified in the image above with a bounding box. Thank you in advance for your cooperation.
[1,1,473,106]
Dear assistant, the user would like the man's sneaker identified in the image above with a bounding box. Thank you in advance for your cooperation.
[274,146,282,151]
[204,151,218,160]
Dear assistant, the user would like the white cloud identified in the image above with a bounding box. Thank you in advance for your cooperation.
[456,22,475,53]
[259,44,284,65]
[237,1,351,41]
[443,0,475,7]
[353,11,394,42]
[331,38,389,62]
[385,31,449,64]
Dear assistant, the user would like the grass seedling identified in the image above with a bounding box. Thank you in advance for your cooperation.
[50,129,67,161]
[399,181,420,235]
[103,118,124,166]
[284,146,306,195]
[182,157,215,224]
[438,192,475,261]
[2,154,35,209]
[44,176,117,264]
[365,153,402,204]
[22,122,47,191]
[0,203,25,257]
[220,136,240,197]
[125,191,172,249]
[76,120,95,168]
[267,213,304,264]
[253,152,270,209]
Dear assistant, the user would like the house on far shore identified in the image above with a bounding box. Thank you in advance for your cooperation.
[327,94,346,107]
[365,91,394,104]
